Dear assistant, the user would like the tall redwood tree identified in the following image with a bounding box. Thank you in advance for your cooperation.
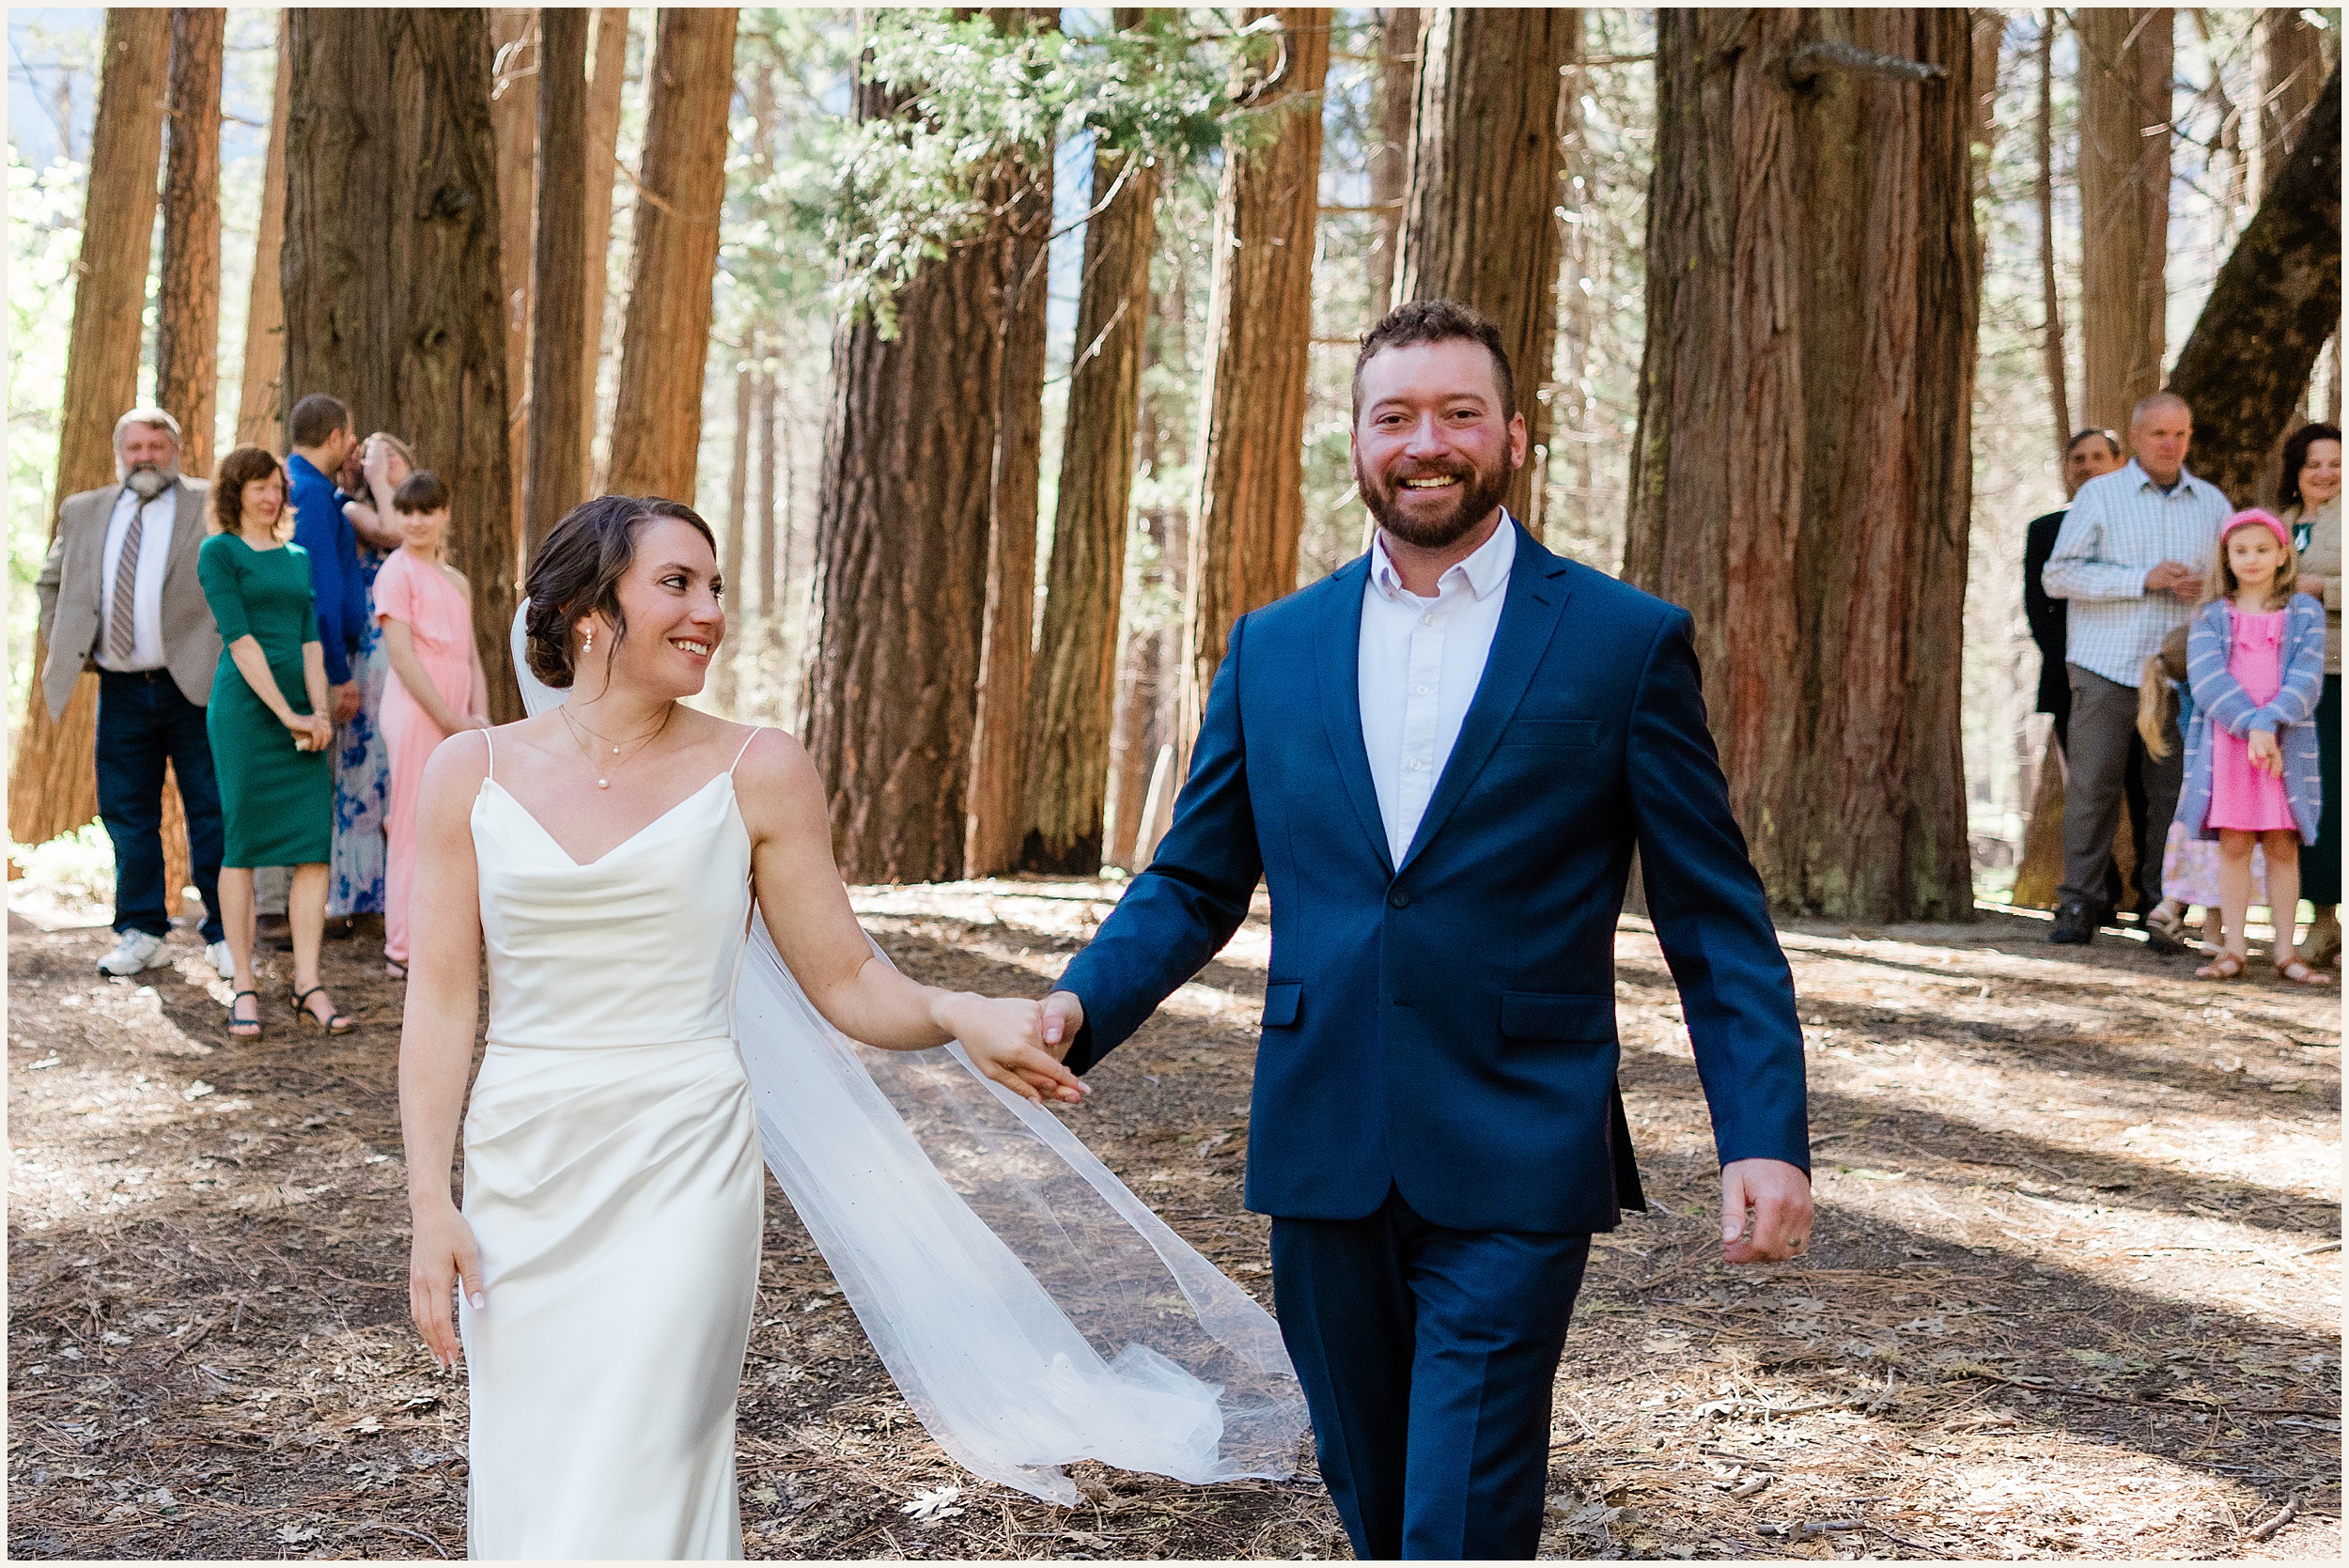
[1625,9,1978,923]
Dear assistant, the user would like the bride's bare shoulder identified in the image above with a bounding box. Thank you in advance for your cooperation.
[723,722,815,785]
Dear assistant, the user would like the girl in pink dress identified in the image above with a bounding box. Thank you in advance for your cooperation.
[377,472,490,978]
[2183,510,2327,984]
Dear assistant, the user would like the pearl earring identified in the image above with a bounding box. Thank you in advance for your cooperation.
[583,629,594,656]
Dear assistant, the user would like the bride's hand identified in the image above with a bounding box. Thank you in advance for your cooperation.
[409,1200,487,1372]
[936,994,1086,1107]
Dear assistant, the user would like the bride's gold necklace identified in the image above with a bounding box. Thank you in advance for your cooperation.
[559,702,673,790]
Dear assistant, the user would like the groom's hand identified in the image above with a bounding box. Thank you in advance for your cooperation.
[1039,990,1085,1062]
[1720,1157,1812,1264]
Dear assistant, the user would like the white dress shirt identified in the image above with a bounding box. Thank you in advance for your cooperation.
[1359,513,1517,866]
[2043,459,2231,687]
[97,484,178,672]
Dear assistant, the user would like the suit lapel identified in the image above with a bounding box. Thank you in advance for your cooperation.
[1398,522,1574,874]
[164,482,207,577]
[1313,555,1396,877]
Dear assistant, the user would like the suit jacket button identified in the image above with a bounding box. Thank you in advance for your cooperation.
[1388,890,1409,908]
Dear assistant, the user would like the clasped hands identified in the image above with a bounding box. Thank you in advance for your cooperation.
[2247,727,2286,778]
[935,992,1087,1107]
[2144,560,2205,602]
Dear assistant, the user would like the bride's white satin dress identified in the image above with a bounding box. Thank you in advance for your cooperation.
[459,739,763,1560]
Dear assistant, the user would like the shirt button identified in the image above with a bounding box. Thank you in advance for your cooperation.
[1414,683,1428,695]
[1422,613,1435,627]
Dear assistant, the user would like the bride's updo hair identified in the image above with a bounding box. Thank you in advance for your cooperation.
[522,495,718,689]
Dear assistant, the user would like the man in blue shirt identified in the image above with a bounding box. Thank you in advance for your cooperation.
[284,394,365,725]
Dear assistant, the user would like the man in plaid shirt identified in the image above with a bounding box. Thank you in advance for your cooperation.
[2042,392,2232,946]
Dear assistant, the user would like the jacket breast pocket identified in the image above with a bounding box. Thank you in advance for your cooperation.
[1499,990,1614,1043]
[1261,981,1301,1028]
[1499,718,1598,748]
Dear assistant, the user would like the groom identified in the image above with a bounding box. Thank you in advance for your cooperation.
[1040,300,1812,1560]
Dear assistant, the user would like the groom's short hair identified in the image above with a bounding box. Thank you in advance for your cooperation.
[1352,299,1515,424]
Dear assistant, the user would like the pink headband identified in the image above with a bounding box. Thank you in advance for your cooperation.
[2221,508,2292,551]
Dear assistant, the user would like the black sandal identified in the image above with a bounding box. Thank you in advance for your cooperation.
[226,990,263,1040]
[291,986,355,1035]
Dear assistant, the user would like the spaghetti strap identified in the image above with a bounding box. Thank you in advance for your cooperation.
[728,726,763,774]
[481,725,495,783]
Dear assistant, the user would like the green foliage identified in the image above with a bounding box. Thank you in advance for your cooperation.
[8,146,85,722]
[825,8,1277,336]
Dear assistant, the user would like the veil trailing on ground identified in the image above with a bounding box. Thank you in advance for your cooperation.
[508,605,1307,1503]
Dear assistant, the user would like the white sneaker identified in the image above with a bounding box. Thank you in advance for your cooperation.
[97,929,168,977]
[205,939,235,980]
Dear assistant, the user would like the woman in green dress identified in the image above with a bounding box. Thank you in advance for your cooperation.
[199,445,353,1037]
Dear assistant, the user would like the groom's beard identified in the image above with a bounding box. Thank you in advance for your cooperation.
[122,464,179,501]
[1355,449,1514,551]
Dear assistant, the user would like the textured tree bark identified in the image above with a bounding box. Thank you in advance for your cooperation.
[10,8,168,849]
[1178,7,1330,759]
[582,8,629,473]
[2035,9,2071,466]
[1394,7,1575,525]
[963,9,1062,878]
[1019,125,1159,873]
[2259,8,2327,196]
[234,18,289,451]
[1366,6,1421,318]
[808,39,1044,884]
[2166,65,2341,507]
[282,9,520,719]
[2077,7,2171,437]
[1625,8,1978,923]
[605,8,738,504]
[157,8,225,480]
[490,8,538,539]
[716,348,753,712]
[524,6,588,558]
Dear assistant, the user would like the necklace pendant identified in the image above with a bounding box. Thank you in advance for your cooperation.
[598,778,610,789]
[611,745,620,754]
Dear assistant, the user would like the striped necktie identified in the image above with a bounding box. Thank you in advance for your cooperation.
[109,491,148,661]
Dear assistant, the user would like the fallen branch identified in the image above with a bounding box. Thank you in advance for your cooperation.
[2248,1495,2300,1543]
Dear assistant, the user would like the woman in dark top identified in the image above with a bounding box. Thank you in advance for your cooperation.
[198,445,353,1037]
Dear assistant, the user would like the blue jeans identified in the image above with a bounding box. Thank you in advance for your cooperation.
[95,670,225,943]
[1271,1187,1593,1559]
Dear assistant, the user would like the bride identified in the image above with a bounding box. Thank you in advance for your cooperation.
[400,496,1302,1559]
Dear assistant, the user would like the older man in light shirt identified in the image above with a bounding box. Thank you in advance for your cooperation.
[2043,391,2232,946]
[36,409,230,978]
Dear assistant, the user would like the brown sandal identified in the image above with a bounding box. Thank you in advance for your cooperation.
[2273,957,2332,986]
[2195,952,2246,981]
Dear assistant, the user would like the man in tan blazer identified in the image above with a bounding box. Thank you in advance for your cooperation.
[36,408,229,979]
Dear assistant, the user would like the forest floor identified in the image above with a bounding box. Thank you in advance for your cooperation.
[6,876,2341,1561]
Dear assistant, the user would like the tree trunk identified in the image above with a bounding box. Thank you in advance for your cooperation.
[523,6,588,559]
[9,8,168,849]
[963,10,1062,879]
[234,17,289,451]
[282,9,521,720]
[717,347,753,712]
[157,8,225,480]
[605,8,739,504]
[2259,7,2328,197]
[1394,8,1574,526]
[807,31,1048,885]
[1020,133,1159,873]
[2077,7,2171,437]
[2036,8,2071,466]
[490,8,538,541]
[1624,8,1978,924]
[582,8,630,473]
[2166,64,2341,507]
[754,359,778,618]
[1178,8,1330,760]
[1367,7,1420,318]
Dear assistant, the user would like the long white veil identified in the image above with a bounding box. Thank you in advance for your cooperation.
[509,607,1306,1503]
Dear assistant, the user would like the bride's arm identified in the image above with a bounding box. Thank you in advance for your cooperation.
[736,728,1083,1106]
[398,734,492,1369]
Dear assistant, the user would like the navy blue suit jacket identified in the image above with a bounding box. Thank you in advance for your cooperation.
[1056,523,1810,1234]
